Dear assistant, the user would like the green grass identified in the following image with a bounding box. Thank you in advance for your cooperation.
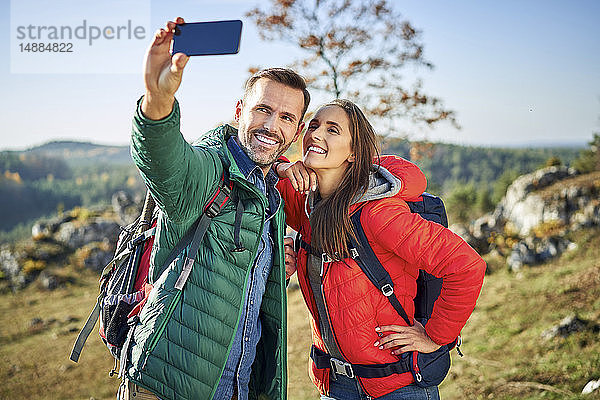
[0,266,116,399]
[1,229,599,399]
[437,228,600,400]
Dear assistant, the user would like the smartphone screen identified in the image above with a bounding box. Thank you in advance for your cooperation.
[172,20,242,56]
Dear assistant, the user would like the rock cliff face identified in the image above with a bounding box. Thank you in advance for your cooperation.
[454,167,600,271]
[499,166,599,235]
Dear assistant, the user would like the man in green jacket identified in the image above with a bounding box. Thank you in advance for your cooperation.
[119,17,310,400]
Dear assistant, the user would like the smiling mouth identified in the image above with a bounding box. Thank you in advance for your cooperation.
[307,145,327,155]
[255,133,279,146]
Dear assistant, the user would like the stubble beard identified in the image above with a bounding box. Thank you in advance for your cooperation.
[239,127,291,168]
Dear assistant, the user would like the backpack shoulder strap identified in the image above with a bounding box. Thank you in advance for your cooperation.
[173,171,232,290]
[349,208,412,326]
[406,193,448,228]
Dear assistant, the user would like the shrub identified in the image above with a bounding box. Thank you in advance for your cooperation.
[22,259,47,275]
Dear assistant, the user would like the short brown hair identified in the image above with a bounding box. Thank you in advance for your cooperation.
[244,68,311,123]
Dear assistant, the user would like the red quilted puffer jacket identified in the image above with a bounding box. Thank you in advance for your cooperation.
[277,155,486,398]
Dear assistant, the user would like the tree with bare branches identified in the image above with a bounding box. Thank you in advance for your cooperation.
[247,0,459,136]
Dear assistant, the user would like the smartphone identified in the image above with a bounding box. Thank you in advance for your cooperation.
[172,20,242,56]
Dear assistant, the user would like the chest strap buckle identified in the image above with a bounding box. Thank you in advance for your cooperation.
[330,357,355,379]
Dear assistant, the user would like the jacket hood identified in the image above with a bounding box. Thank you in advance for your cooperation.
[352,165,403,204]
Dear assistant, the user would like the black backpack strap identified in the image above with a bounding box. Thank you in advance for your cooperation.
[297,236,312,254]
[69,293,104,362]
[349,208,412,326]
[311,345,412,379]
[174,172,232,290]
[406,193,448,228]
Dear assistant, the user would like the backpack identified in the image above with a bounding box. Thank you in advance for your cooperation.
[69,173,232,373]
[348,192,463,386]
[350,192,449,325]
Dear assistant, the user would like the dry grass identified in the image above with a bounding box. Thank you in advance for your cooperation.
[0,266,117,400]
[536,171,600,200]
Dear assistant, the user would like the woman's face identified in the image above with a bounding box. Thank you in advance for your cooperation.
[302,105,355,171]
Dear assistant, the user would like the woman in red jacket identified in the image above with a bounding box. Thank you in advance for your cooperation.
[275,99,485,400]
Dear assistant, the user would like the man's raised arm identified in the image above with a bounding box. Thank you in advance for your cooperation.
[131,17,222,223]
[141,17,189,120]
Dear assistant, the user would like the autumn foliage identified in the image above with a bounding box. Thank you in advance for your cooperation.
[247,0,458,136]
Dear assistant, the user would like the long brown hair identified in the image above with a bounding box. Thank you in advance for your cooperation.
[310,99,380,259]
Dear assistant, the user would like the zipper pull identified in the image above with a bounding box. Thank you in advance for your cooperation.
[412,350,422,382]
[456,335,464,357]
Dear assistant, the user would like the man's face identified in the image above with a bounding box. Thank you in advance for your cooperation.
[235,78,304,169]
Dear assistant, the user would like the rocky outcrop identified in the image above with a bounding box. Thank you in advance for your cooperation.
[55,220,119,249]
[507,236,577,271]
[452,168,600,272]
[0,203,126,291]
[112,191,143,225]
[541,315,589,340]
[0,245,27,288]
[499,166,579,236]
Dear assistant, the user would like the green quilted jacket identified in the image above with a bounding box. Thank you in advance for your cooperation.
[122,97,288,400]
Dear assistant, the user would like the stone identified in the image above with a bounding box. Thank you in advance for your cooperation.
[31,215,74,240]
[499,166,579,236]
[582,379,600,395]
[76,240,115,273]
[29,317,44,328]
[536,237,573,263]
[39,270,60,290]
[541,315,587,340]
[449,223,487,253]
[507,241,536,271]
[0,245,22,283]
[470,212,507,254]
[112,191,142,225]
[55,220,120,249]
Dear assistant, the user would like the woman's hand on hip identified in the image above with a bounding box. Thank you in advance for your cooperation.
[373,320,441,355]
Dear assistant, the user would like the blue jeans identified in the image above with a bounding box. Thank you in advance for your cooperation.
[320,375,440,400]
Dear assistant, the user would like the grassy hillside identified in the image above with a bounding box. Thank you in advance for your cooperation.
[1,228,599,399]
[439,227,600,399]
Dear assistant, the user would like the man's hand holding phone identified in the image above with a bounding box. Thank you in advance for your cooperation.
[141,18,243,120]
[142,17,189,121]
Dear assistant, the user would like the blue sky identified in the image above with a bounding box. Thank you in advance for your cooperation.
[1,0,599,150]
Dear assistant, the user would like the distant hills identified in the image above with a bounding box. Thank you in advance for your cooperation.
[381,137,582,194]
[23,140,132,167]
[8,138,586,168]
[0,138,586,238]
